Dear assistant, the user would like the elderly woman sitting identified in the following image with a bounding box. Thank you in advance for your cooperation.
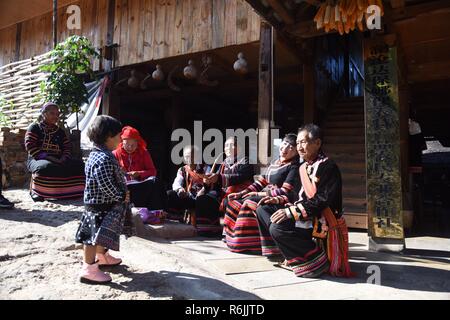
[25,102,85,201]
[113,126,166,211]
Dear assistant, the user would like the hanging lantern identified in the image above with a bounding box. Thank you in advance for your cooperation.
[127,69,140,88]
[183,60,198,79]
[152,64,165,81]
[233,52,248,75]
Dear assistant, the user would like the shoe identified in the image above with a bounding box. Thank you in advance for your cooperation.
[96,252,122,267]
[267,254,284,263]
[30,193,45,202]
[79,262,112,284]
[0,195,14,209]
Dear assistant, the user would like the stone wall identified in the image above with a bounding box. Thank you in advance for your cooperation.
[0,127,29,189]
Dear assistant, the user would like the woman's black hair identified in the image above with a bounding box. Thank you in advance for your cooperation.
[283,133,297,147]
[87,115,123,145]
[298,124,323,142]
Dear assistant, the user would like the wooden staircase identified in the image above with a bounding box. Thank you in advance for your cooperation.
[322,97,368,229]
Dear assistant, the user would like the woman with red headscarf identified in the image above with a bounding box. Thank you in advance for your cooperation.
[113,126,166,211]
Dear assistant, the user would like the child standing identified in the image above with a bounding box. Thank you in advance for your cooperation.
[75,115,130,284]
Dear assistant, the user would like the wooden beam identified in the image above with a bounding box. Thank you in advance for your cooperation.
[258,21,273,168]
[286,20,337,39]
[266,0,295,25]
[390,0,405,9]
[390,0,450,22]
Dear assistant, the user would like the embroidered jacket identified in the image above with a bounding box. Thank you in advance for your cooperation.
[25,122,71,161]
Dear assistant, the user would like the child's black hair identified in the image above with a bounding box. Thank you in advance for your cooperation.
[87,115,123,145]
[283,133,297,147]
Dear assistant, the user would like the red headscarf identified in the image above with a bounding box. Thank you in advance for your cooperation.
[119,126,147,152]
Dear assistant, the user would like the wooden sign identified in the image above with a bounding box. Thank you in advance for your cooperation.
[364,35,404,240]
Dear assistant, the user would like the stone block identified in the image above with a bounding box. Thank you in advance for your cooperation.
[134,215,197,240]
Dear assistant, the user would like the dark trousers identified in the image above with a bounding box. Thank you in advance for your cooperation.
[256,204,316,260]
[166,190,196,213]
[128,178,167,210]
[27,157,85,177]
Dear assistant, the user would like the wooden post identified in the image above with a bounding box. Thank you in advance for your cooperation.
[303,40,315,124]
[105,0,116,72]
[258,22,274,170]
[53,0,58,48]
[364,34,405,252]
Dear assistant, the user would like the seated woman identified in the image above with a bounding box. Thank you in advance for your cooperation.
[25,102,85,201]
[256,124,353,279]
[113,126,166,211]
[223,134,300,254]
[202,136,255,236]
[166,145,216,234]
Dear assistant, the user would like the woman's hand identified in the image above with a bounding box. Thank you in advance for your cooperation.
[203,173,219,186]
[257,196,280,206]
[228,192,244,200]
[177,188,188,198]
[128,171,140,180]
[243,192,265,199]
[270,209,290,224]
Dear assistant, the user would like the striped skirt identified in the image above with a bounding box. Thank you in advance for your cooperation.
[256,204,329,278]
[28,158,85,200]
[223,196,263,254]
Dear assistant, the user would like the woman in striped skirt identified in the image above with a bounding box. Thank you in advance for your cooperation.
[222,134,300,254]
[25,103,85,201]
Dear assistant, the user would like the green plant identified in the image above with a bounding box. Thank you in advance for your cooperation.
[0,97,12,127]
[40,35,99,129]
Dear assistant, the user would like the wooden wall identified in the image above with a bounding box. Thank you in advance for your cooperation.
[0,25,17,67]
[0,0,260,69]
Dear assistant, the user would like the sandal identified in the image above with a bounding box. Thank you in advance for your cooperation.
[274,259,292,271]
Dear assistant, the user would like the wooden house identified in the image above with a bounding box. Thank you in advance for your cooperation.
[1,0,449,250]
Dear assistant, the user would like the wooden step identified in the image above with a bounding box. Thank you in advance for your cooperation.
[326,114,365,122]
[324,128,365,136]
[342,173,366,184]
[344,197,367,208]
[336,164,366,175]
[343,184,366,198]
[324,135,365,144]
[324,144,365,153]
[330,108,364,116]
[325,121,364,129]
[327,153,366,163]
[344,212,368,229]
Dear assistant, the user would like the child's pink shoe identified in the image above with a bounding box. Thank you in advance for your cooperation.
[79,262,112,284]
[96,252,122,267]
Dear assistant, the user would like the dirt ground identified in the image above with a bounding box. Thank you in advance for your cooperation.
[0,189,257,300]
